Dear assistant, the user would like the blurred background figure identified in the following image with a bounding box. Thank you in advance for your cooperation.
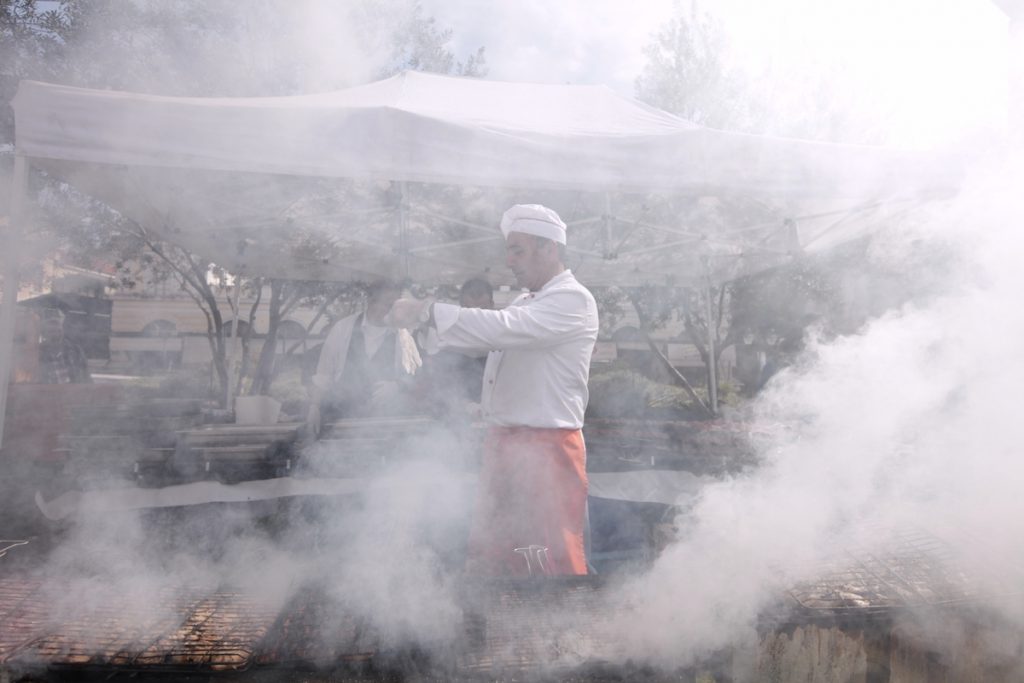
[36,308,91,384]
[12,308,41,384]
[306,280,422,436]
[417,276,494,422]
[457,276,494,310]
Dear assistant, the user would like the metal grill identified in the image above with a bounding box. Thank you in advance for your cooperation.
[787,528,979,615]
[457,576,623,674]
[0,577,48,664]
[0,579,279,672]
[256,584,377,666]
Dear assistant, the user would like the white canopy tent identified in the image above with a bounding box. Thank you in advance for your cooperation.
[8,72,959,284]
[12,71,956,194]
[2,71,962,439]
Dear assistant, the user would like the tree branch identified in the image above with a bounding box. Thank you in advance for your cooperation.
[628,289,713,418]
[644,331,713,418]
[286,291,337,356]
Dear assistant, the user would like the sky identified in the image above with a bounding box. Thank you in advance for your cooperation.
[423,0,1012,149]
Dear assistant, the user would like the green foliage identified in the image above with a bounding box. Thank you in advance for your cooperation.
[587,368,659,419]
[729,257,834,349]
[1,0,72,141]
[634,7,756,130]
[373,0,487,78]
[587,366,712,419]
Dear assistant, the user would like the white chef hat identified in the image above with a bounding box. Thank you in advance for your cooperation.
[500,204,567,245]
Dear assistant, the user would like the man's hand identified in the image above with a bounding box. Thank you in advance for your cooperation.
[386,298,431,329]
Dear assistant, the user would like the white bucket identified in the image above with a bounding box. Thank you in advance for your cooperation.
[234,395,282,424]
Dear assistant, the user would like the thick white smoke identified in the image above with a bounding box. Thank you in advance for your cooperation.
[616,153,1024,669]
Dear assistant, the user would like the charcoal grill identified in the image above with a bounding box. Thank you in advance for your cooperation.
[0,577,279,675]
[457,575,625,675]
[786,527,983,618]
[0,577,48,665]
[255,583,378,668]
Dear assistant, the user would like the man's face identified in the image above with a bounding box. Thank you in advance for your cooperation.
[366,288,401,325]
[505,232,556,291]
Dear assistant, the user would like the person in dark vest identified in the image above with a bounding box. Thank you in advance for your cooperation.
[36,308,91,384]
[306,281,422,436]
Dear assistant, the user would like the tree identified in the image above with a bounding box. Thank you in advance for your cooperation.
[631,4,883,406]
[631,7,769,409]
[372,0,487,78]
[3,0,488,402]
[635,4,757,131]
[1,0,72,143]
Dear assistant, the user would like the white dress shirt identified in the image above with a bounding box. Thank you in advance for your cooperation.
[312,312,421,392]
[433,270,598,429]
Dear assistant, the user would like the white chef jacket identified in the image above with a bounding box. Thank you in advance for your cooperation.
[432,270,598,429]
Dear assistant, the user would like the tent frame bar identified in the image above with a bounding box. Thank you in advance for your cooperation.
[0,155,28,448]
[704,263,719,415]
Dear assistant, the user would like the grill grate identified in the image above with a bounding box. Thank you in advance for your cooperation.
[0,579,279,672]
[788,528,979,615]
[457,577,623,674]
[255,584,377,666]
[0,577,48,664]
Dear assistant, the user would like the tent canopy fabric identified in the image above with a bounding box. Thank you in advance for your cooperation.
[10,71,960,286]
[12,71,955,196]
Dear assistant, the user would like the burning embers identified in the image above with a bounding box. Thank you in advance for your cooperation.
[0,578,280,673]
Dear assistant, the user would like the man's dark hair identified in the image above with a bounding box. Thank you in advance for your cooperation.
[366,279,402,303]
[459,276,493,301]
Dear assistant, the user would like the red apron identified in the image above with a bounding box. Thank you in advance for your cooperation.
[466,426,588,576]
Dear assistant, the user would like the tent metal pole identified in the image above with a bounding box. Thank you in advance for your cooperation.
[398,182,409,280]
[602,192,613,259]
[225,273,242,410]
[703,260,718,415]
[0,156,28,448]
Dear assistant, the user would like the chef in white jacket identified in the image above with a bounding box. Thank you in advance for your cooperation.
[389,204,598,575]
